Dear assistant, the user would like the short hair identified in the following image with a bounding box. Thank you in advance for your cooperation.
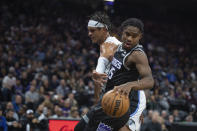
[89,11,112,32]
[120,18,144,33]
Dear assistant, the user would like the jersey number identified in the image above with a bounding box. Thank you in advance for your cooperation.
[108,67,115,79]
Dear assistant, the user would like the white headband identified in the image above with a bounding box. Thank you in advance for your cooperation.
[88,20,108,29]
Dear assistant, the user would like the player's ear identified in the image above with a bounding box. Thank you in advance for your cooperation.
[101,27,108,32]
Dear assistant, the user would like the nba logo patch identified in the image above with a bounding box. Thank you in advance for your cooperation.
[96,122,113,131]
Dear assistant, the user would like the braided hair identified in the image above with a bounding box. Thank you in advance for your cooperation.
[89,11,113,33]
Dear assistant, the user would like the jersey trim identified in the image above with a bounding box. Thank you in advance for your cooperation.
[130,91,140,117]
[123,44,144,70]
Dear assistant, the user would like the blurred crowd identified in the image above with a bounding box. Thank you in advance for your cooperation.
[0,0,197,131]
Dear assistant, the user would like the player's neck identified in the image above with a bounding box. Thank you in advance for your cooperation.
[99,33,110,45]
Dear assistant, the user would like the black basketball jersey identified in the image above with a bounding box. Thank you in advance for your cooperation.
[105,44,144,113]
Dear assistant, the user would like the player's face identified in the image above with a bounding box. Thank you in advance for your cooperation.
[88,27,105,44]
[121,26,142,50]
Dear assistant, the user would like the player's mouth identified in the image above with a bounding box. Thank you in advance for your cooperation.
[124,42,131,47]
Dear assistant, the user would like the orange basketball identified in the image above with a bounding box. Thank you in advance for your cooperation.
[101,90,130,118]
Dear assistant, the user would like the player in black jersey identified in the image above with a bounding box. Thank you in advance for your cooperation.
[74,18,154,131]
[108,18,154,131]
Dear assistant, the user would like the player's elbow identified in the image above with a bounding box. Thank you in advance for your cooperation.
[148,77,154,89]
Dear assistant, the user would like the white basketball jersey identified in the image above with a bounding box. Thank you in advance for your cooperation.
[103,36,122,74]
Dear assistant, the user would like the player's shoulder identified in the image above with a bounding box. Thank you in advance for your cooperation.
[129,50,148,63]
[104,36,122,45]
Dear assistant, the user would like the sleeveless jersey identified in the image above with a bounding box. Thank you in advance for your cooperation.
[106,44,144,113]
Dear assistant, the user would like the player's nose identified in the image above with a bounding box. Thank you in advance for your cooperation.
[127,36,133,42]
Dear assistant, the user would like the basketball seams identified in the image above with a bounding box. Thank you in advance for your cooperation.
[109,94,117,116]
[119,96,123,117]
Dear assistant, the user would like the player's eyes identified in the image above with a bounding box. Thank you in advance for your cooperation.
[125,32,129,36]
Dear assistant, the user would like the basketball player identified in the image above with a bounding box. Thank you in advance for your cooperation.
[107,18,154,131]
[75,18,154,131]
[87,12,122,104]
[91,18,152,131]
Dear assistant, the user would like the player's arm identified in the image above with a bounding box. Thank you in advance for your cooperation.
[92,70,107,104]
[93,42,118,86]
[114,51,154,96]
[93,42,118,103]
[95,42,118,73]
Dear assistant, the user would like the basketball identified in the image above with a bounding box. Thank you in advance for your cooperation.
[101,90,130,118]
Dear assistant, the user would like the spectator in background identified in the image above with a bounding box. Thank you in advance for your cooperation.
[2,67,16,89]
[56,79,70,98]
[34,104,48,131]
[25,85,40,109]
[51,105,63,119]
[0,106,7,131]
[161,110,168,121]
[185,114,193,122]
[14,79,24,95]
[67,93,78,107]
[12,95,23,113]
[143,110,153,124]
[20,71,30,90]
[50,74,59,89]
[142,111,162,131]
[165,115,174,131]
[1,67,16,102]
[172,109,181,122]
[62,99,71,117]
[5,109,21,131]
[5,102,19,121]
[20,109,39,131]
[67,106,80,119]
[42,78,53,95]
[147,95,160,111]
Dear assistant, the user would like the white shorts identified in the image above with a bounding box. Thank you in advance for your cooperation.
[127,90,146,131]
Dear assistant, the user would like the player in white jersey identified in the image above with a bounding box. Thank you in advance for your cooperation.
[87,11,121,104]
[74,11,123,131]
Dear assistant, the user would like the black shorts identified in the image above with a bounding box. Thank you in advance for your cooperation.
[83,103,130,131]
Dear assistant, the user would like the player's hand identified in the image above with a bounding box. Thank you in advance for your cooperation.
[101,42,118,61]
[92,70,108,87]
[113,84,132,98]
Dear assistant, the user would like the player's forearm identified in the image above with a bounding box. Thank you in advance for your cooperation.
[96,57,109,73]
[94,84,101,104]
[94,85,101,98]
[124,75,154,91]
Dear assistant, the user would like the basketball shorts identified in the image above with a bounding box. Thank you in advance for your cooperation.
[82,103,130,131]
[126,90,146,131]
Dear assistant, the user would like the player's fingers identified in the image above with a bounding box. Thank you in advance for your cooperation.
[113,86,119,94]
[93,79,101,85]
[118,88,124,96]
[101,79,107,83]
[123,90,128,98]
[92,78,98,82]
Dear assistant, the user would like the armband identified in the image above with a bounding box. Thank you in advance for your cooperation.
[96,57,109,73]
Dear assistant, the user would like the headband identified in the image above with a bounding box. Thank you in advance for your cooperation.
[88,20,108,30]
